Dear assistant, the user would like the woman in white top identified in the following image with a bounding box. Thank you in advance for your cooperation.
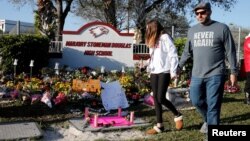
[145,19,183,134]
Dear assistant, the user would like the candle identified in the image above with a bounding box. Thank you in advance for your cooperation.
[54,62,59,70]
[122,66,125,73]
[29,60,34,67]
[101,66,105,73]
[13,59,18,66]
[182,66,186,71]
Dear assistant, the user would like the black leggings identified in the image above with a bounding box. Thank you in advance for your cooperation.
[245,72,250,93]
[150,73,179,123]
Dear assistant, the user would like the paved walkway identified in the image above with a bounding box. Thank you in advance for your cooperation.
[0,122,42,140]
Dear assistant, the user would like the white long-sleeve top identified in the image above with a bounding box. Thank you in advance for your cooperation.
[148,34,179,78]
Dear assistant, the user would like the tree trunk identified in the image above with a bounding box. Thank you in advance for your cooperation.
[56,0,62,41]
[103,0,117,28]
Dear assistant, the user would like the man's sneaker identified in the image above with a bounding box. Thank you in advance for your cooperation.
[146,125,164,135]
[174,115,183,130]
[200,122,208,134]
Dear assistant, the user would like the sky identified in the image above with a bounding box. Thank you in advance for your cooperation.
[0,0,249,31]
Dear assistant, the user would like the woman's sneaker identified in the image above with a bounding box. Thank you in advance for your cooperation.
[146,125,164,135]
[174,115,183,130]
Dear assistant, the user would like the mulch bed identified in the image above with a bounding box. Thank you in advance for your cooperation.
[0,98,84,124]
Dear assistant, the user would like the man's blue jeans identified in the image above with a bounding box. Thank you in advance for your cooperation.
[190,75,225,125]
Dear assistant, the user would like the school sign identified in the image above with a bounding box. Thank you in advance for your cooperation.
[49,21,146,71]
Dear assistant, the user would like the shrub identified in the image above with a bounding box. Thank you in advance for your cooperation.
[0,35,50,75]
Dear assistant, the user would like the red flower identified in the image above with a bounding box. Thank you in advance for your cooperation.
[53,92,67,105]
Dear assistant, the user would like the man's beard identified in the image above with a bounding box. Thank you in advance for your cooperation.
[201,17,211,25]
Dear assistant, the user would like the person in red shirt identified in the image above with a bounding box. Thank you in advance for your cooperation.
[244,33,250,104]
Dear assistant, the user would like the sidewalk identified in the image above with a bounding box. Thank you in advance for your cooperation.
[0,122,42,140]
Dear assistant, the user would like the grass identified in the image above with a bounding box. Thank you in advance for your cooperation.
[0,81,250,141]
[129,80,250,141]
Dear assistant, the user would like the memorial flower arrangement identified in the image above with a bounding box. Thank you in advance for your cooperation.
[119,74,134,93]
[53,81,71,95]
[22,77,43,92]
[135,73,151,95]
[0,64,154,107]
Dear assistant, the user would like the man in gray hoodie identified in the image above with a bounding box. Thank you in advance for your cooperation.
[179,1,238,134]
